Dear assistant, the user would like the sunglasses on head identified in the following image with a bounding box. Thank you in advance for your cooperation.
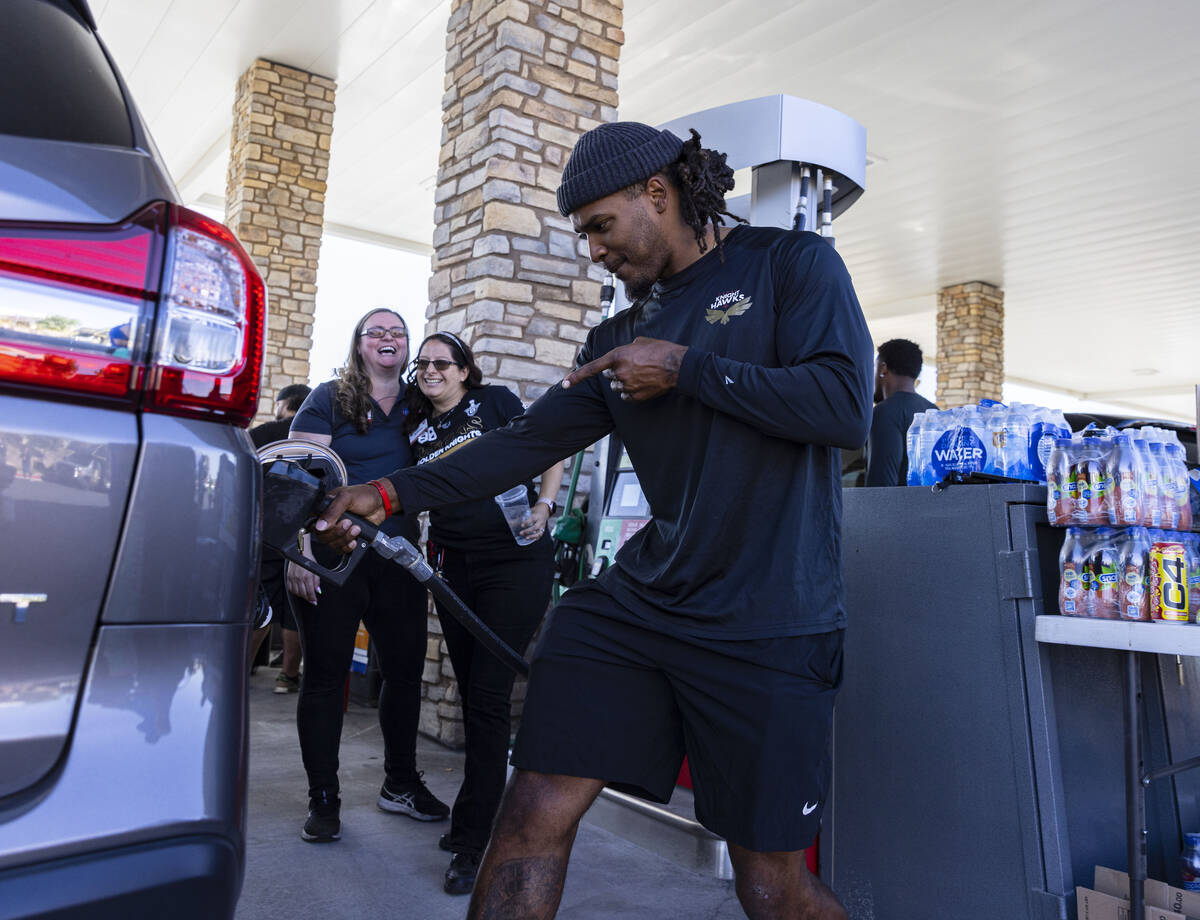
[361,326,407,339]
[414,358,461,372]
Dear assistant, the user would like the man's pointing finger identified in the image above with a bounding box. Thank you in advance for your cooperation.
[561,353,615,390]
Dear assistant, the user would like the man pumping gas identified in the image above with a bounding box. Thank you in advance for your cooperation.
[314,121,874,920]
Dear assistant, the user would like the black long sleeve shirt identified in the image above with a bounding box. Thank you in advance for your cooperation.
[388,226,874,639]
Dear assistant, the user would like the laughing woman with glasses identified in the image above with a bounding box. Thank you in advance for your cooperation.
[284,308,450,844]
[402,331,563,895]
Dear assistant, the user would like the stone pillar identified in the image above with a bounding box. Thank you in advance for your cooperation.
[935,281,1004,408]
[225,59,336,422]
[420,0,623,745]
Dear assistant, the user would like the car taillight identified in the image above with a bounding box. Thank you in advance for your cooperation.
[0,203,265,425]
[0,202,165,398]
[143,206,266,426]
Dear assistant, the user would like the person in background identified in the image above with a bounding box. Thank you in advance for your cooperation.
[403,331,563,896]
[865,338,937,487]
[286,309,448,843]
[249,383,312,690]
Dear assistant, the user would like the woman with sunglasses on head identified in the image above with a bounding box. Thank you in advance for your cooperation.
[403,331,563,895]
[285,308,449,844]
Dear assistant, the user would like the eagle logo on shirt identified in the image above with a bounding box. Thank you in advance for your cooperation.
[705,291,752,325]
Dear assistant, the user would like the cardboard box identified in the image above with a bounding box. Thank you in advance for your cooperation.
[1076,886,1186,920]
[1094,866,1200,919]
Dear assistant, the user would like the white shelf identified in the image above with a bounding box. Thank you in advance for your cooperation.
[1034,615,1200,656]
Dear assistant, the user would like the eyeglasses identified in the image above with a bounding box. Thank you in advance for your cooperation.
[413,358,461,372]
[361,326,408,339]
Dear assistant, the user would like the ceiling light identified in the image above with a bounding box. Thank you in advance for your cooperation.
[1131,368,1159,376]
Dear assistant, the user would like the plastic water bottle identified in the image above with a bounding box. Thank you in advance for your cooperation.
[915,409,944,486]
[1118,528,1151,622]
[965,406,991,473]
[980,405,1006,476]
[1005,405,1032,480]
[1029,408,1070,482]
[1166,443,1193,531]
[1059,526,1085,616]
[1133,439,1159,526]
[1110,435,1143,525]
[1078,437,1110,525]
[1149,442,1174,529]
[1088,528,1121,619]
[1047,438,1072,525]
[906,411,925,486]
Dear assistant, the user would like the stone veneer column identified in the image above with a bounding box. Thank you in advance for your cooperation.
[225,59,336,422]
[935,281,1004,408]
[419,0,623,747]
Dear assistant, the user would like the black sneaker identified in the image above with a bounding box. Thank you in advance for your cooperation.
[377,773,449,821]
[301,791,340,842]
[444,851,481,895]
[438,833,453,852]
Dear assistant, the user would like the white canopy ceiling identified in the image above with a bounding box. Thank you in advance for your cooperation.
[92,0,1200,421]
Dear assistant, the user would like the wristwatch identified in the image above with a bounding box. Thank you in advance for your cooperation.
[534,497,556,514]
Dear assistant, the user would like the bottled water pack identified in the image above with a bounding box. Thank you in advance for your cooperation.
[906,402,1071,486]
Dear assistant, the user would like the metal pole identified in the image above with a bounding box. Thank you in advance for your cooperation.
[1126,650,1146,918]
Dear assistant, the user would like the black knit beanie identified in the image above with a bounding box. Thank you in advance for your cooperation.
[556,122,685,217]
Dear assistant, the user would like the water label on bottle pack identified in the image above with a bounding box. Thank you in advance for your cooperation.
[930,427,987,479]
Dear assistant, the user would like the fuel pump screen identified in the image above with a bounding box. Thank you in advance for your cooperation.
[594,469,650,573]
[607,471,650,518]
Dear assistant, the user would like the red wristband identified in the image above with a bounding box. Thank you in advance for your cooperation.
[368,479,392,516]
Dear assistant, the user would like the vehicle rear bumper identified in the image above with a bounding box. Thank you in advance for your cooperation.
[0,622,249,914]
[0,834,240,920]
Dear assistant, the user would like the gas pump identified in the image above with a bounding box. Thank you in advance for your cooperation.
[570,94,868,578]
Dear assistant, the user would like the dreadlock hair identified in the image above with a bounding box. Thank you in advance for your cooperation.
[335,308,409,434]
[627,129,747,261]
[402,332,484,435]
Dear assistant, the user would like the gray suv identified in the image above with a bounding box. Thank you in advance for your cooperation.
[0,1,264,916]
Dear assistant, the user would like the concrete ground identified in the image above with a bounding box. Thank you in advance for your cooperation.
[236,668,744,919]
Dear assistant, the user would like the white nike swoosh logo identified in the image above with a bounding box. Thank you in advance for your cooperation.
[802,801,818,816]
[724,375,734,385]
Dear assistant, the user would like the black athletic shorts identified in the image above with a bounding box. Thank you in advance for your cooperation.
[510,581,844,852]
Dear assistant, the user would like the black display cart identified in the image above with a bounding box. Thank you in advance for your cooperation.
[828,484,1200,920]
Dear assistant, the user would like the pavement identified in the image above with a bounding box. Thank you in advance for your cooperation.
[236,668,744,919]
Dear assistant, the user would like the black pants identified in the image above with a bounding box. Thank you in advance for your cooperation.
[434,541,553,854]
[293,551,428,800]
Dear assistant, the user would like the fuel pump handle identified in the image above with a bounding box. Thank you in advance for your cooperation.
[260,456,531,676]
[262,459,373,587]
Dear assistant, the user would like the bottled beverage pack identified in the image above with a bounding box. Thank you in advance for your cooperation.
[906,401,1069,486]
[1058,527,1196,622]
[1046,428,1192,530]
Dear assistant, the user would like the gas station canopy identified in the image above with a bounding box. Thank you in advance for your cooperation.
[94,0,1200,420]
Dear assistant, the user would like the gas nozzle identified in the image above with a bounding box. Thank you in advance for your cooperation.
[261,460,373,586]
[257,448,528,675]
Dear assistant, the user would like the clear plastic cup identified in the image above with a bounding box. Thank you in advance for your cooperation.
[495,485,537,546]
